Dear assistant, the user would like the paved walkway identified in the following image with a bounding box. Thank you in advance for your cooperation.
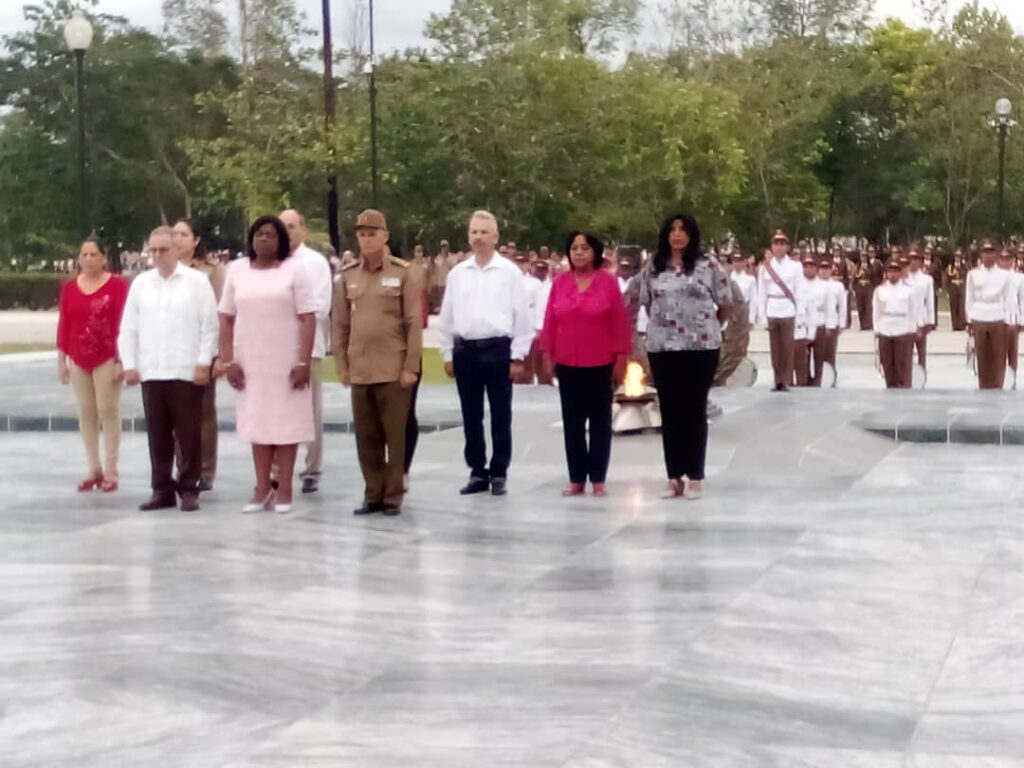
[0,379,1021,766]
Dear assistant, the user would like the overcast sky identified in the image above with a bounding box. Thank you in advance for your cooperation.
[2,0,1024,52]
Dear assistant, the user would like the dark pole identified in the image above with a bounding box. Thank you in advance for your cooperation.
[74,48,88,238]
[999,122,1008,241]
[322,0,340,251]
[369,0,379,208]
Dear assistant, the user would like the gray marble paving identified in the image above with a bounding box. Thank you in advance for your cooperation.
[0,382,1021,766]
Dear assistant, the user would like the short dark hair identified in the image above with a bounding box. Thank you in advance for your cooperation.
[564,231,605,270]
[247,216,291,261]
[175,218,209,261]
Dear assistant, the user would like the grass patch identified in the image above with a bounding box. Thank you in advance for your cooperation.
[0,343,54,355]
[319,348,451,384]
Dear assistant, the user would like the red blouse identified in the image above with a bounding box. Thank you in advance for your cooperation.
[539,269,632,368]
[56,275,129,372]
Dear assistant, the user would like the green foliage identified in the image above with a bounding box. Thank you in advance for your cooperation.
[0,274,66,310]
[2,0,1024,269]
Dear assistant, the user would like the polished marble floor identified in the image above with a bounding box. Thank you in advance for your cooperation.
[0,387,1022,767]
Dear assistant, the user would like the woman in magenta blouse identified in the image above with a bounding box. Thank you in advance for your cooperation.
[540,232,631,497]
[56,238,129,492]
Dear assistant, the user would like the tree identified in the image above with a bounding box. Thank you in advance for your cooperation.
[162,0,229,56]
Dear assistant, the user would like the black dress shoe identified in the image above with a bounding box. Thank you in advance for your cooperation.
[179,493,200,513]
[198,479,214,493]
[490,478,508,496]
[460,477,491,495]
[301,477,320,494]
[353,502,384,516]
[139,494,177,511]
[380,504,401,516]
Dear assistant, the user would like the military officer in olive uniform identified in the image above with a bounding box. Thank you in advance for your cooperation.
[332,210,424,516]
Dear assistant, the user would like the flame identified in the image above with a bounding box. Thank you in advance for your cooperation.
[623,361,646,397]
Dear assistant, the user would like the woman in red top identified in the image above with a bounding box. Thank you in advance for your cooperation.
[540,232,631,497]
[56,238,129,491]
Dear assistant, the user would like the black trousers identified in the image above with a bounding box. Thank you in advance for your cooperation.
[141,379,204,497]
[648,349,720,481]
[453,337,513,480]
[556,364,613,485]
[404,363,421,474]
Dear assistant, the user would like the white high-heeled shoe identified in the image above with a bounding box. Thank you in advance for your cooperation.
[274,503,293,514]
[242,489,275,514]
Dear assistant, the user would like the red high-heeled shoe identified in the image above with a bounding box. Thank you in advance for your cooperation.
[592,483,607,497]
[77,473,103,492]
[100,474,119,493]
[561,483,585,497]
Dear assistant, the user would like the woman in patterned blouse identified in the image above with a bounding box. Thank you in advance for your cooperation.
[630,214,731,500]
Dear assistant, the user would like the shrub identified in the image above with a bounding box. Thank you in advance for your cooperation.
[0,273,67,310]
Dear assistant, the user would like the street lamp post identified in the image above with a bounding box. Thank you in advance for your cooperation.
[368,0,379,208]
[992,98,1016,241]
[322,0,340,251]
[63,10,94,239]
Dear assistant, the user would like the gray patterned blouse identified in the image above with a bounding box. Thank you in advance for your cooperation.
[629,256,732,352]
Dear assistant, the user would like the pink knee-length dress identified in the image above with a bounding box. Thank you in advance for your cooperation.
[219,257,316,445]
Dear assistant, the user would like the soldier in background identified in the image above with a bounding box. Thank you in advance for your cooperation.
[854,246,875,330]
[945,248,969,331]
[714,256,752,386]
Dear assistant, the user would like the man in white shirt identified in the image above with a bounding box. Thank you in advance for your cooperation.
[967,239,1015,389]
[730,253,758,326]
[758,230,804,391]
[998,247,1024,379]
[440,210,534,496]
[794,256,827,386]
[822,260,848,375]
[280,209,334,494]
[873,258,918,389]
[520,258,554,385]
[905,250,936,370]
[118,227,219,512]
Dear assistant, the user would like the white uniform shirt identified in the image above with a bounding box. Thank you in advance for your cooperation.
[873,281,918,337]
[525,274,554,332]
[731,271,758,325]
[292,244,333,358]
[439,252,535,362]
[758,256,804,322]
[620,275,649,333]
[825,278,848,331]
[118,262,219,381]
[806,276,830,330]
[966,266,1015,323]
[906,270,936,327]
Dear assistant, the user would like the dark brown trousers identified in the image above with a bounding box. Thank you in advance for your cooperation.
[949,286,966,331]
[352,381,411,506]
[824,328,839,368]
[878,334,915,389]
[175,378,217,486]
[768,317,795,387]
[856,287,873,330]
[1008,325,1020,373]
[142,379,204,497]
[974,321,1007,390]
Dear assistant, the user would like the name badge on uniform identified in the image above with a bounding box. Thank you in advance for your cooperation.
[381,277,401,289]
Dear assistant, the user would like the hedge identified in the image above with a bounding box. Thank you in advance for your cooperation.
[0,273,67,310]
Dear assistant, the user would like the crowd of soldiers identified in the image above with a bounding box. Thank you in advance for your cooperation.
[405,230,1024,393]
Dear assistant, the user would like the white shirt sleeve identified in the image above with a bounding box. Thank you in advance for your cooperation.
[196,278,219,366]
[510,268,535,361]
[438,268,457,363]
[117,276,142,371]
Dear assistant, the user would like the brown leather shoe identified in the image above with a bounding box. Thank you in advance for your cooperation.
[179,493,200,513]
[139,494,177,511]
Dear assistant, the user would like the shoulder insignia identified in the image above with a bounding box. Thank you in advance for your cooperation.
[388,256,409,268]
[341,260,361,271]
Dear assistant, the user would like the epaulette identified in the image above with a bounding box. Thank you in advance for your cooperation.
[388,256,409,268]
[341,260,360,271]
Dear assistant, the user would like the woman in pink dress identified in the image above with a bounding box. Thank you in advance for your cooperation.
[217,216,316,514]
